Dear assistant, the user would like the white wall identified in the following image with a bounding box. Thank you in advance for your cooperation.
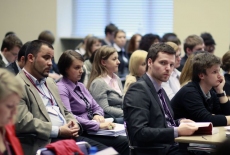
[174,0,230,57]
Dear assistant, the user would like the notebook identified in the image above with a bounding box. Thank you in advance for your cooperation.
[181,122,218,135]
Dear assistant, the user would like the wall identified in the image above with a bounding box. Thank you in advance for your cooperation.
[174,0,230,57]
[0,0,65,60]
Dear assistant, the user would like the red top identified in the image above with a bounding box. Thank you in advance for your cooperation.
[5,124,24,155]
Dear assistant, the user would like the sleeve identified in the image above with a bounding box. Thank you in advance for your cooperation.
[212,91,230,115]
[57,83,100,132]
[123,82,175,144]
[161,81,175,100]
[89,78,123,117]
[15,89,52,141]
[181,90,227,126]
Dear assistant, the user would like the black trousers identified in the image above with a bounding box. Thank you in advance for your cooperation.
[51,135,108,151]
[82,133,129,155]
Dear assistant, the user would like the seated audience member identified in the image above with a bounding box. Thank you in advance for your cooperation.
[139,33,160,52]
[15,40,108,155]
[6,41,30,75]
[0,34,22,67]
[124,50,147,93]
[113,30,128,78]
[161,32,177,42]
[178,35,204,71]
[127,33,142,58]
[0,69,23,155]
[38,30,62,81]
[171,52,230,126]
[82,36,101,85]
[162,42,181,99]
[83,36,101,60]
[57,50,129,155]
[87,46,124,122]
[221,51,230,96]
[101,23,118,46]
[200,32,216,54]
[123,43,198,155]
[76,34,93,56]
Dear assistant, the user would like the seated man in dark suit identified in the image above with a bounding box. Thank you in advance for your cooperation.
[123,43,198,155]
[101,23,118,46]
[171,52,230,126]
[15,40,107,155]
[6,42,30,75]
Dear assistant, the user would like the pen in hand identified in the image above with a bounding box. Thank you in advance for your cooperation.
[202,136,207,140]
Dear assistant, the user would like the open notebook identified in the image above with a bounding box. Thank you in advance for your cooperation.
[181,122,219,135]
[88,119,126,137]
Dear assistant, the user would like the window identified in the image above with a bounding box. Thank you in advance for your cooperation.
[72,0,173,38]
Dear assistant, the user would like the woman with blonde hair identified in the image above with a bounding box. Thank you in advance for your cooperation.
[0,69,23,155]
[124,50,147,93]
[87,46,124,123]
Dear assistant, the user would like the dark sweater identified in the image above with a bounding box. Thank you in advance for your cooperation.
[171,81,230,126]
[224,74,230,96]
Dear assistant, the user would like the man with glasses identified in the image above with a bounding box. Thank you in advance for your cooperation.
[0,34,22,67]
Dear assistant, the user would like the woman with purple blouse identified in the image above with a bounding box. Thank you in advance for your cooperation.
[56,50,129,155]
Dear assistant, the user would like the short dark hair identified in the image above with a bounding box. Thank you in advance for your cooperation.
[114,29,126,38]
[192,52,221,82]
[25,40,53,62]
[17,41,31,61]
[38,30,55,45]
[162,33,177,42]
[104,23,118,35]
[200,32,216,46]
[146,43,175,71]
[1,34,22,51]
[139,33,161,52]
[167,36,181,45]
[5,31,15,38]
[221,50,230,72]
[58,50,84,77]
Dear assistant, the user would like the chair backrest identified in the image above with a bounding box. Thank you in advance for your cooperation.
[36,141,90,155]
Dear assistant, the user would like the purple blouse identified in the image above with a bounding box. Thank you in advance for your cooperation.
[57,77,104,131]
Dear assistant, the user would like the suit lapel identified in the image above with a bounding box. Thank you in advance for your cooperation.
[46,78,65,115]
[19,72,51,121]
[142,74,165,114]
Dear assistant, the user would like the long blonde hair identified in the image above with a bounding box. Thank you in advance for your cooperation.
[0,68,22,100]
[129,50,147,77]
[87,46,117,89]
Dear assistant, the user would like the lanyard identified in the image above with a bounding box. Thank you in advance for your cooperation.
[23,71,54,106]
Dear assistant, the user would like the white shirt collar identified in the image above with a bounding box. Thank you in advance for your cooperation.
[15,61,21,71]
[113,43,125,52]
[0,52,9,67]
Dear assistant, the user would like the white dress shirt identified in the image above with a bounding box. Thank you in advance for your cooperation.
[162,69,181,100]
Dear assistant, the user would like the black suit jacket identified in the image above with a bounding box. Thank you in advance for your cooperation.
[177,55,188,71]
[0,54,5,68]
[224,74,230,96]
[6,61,19,75]
[123,74,176,155]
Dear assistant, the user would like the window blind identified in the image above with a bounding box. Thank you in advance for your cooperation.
[72,0,173,38]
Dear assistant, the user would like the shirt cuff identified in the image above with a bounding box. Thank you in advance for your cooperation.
[174,127,178,138]
[50,126,59,138]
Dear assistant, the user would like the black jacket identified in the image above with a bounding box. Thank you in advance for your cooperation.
[171,81,230,126]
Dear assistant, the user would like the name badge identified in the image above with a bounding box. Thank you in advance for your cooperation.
[47,107,58,116]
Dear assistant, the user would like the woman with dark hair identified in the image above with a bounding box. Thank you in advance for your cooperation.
[127,34,142,57]
[57,50,129,155]
[139,33,160,51]
[221,50,230,96]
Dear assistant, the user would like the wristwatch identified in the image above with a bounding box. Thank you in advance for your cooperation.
[216,91,226,97]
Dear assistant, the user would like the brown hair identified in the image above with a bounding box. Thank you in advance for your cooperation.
[127,34,142,54]
[58,50,84,77]
[38,30,55,45]
[183,35,204,54]
[84,36,100,60]
[1,34,22,51]
[87,46,117,89]
[221,51,230,72]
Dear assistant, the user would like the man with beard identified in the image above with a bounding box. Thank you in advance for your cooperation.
[15,40,107,155]
[171,52,230,126]
[123,43,198,155]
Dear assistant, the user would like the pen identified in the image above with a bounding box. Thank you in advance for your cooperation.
[202,136,207,140]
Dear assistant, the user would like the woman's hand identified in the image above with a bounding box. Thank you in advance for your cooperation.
[93,115,105,123]
[99,122,116,130]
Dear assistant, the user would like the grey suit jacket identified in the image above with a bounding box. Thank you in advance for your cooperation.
[123,74,176,155]
[16,71,80,155]
[89,75,124,117]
